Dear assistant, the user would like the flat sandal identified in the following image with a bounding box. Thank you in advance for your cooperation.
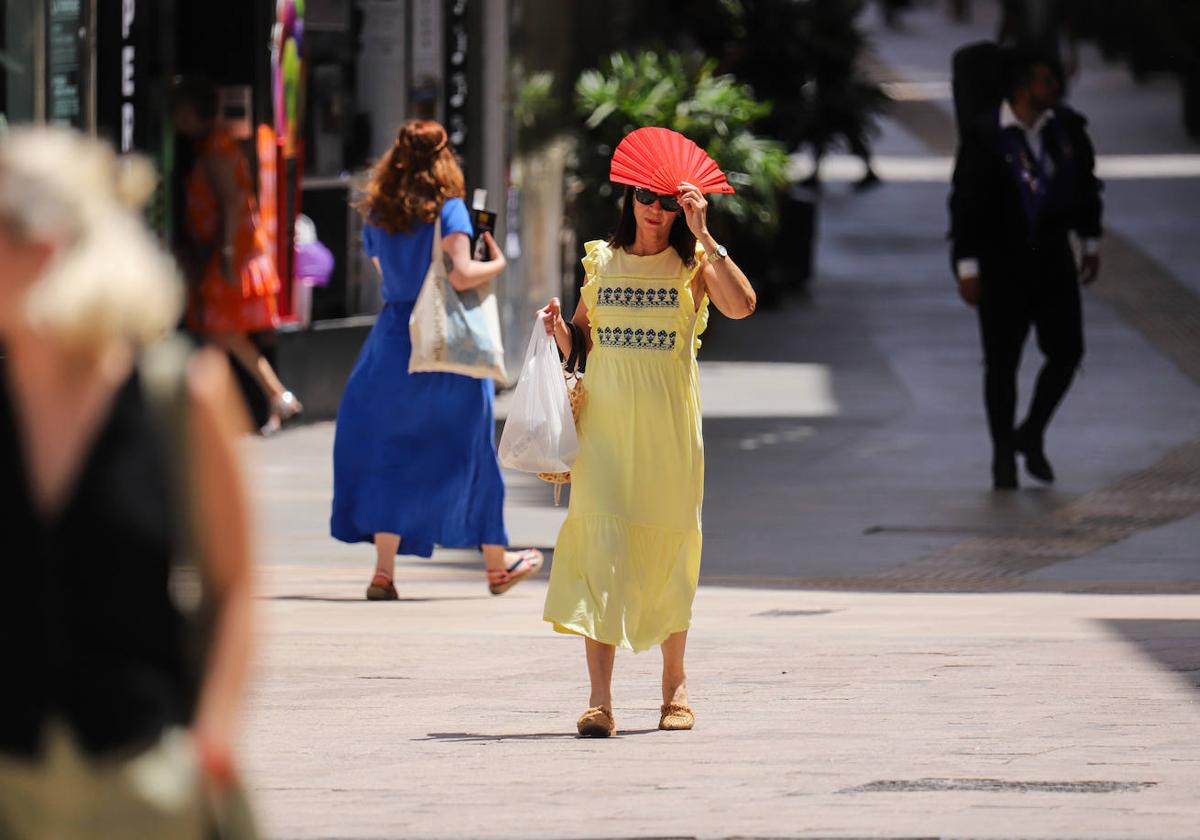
[659,703,695,731]
[487,549,544,595]
[365,572,398,601]
[577,705,615,738]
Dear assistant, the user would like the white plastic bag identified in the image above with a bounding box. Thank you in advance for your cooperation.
[498,317,579,473]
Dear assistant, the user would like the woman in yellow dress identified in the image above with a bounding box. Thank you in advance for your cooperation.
[540,178,756,737]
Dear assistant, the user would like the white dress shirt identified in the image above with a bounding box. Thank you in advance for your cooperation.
[1001,99,1055,176]
[957,101,1099,281]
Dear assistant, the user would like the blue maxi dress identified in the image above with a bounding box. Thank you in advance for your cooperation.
[331,197,509,557]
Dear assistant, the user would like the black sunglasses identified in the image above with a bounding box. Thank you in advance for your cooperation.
[633,187,681,213]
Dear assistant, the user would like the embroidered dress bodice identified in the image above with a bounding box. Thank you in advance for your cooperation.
[583,240,708,357]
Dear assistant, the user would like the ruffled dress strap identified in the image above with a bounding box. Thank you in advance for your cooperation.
[684,243,710,352]
[579,239,615,311]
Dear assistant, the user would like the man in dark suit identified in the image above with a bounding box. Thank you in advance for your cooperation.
[949,47,1102,489]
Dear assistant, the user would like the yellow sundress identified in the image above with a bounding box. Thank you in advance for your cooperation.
[543,240,709,652]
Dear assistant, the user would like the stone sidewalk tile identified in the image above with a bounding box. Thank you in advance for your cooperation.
[240,565,1200,839]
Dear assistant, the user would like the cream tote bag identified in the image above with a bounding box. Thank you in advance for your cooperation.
[408,216,508,383]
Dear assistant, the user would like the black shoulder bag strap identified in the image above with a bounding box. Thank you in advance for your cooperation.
[564,322,588,375]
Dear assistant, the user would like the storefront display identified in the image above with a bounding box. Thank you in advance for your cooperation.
[1,1,38,126]
[4,0,510,420]
[46,0,85,127]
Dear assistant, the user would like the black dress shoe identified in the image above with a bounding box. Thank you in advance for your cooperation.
[992,454,1018,490]
[1015,430,1056,483]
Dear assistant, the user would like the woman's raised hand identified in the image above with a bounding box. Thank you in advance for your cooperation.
[677,181,709,239]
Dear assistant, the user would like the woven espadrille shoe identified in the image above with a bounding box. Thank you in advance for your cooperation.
[659,703,695,731]
[576,706,615,738]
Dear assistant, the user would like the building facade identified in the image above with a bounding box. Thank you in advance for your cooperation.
[3,0,516,418]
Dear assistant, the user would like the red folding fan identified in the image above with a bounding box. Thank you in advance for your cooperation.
[609,127,736,196]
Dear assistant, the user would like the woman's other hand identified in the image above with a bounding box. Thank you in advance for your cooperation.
[445,230,506,291]
[482,231,507,272]
[539,297,562,335]
[677,181,709,239]
[539,297,577,357]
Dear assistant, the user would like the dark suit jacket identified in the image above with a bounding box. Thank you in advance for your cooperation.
[948,104,1103,281]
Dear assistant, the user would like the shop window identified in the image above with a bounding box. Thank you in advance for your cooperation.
[1,1,40,128]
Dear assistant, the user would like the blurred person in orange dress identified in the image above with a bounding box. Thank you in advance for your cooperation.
[0,127,258,837]
[173,75,302,435]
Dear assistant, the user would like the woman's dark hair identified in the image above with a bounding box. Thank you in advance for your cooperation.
[354,119,465,234]
[607,186,696,266]
[172,75,219,121]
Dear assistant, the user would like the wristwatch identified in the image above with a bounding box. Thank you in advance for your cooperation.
[706,243,728,264]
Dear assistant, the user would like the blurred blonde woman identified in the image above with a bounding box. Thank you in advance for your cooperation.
[0,128,256,837]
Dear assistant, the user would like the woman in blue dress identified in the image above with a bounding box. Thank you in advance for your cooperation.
[332,120,543,599]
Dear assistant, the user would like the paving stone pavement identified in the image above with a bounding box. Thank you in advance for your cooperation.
[242,565,1200,840]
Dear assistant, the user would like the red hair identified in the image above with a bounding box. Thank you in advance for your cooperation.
[355,120,465,234]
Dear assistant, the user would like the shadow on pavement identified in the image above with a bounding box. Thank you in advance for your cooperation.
[410,555,556,572]
[264,595,489,603]
[1102,619,1200,700]
[417,729,659,742]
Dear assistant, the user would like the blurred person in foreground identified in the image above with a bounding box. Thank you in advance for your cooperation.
[174,75,302,435]
[539,171,756,737]
[949,47,1102,490]
[332,119,543,599]
[0,128,256,837]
